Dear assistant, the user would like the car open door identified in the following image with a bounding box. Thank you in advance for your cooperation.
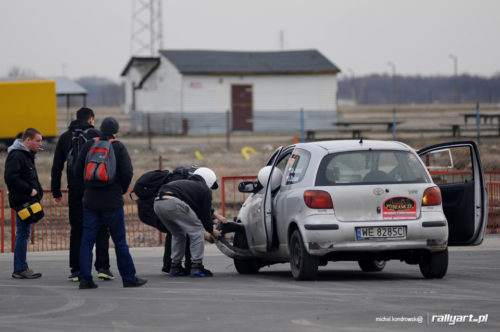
[418,141,488,246]
[261,147,284,251]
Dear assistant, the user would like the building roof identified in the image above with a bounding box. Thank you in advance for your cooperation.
[159,49,341,75]
[51,76,87,96]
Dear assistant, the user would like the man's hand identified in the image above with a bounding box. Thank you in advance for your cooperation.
[30,188,38,197]
[204,232,214,243]
[53,197,63,206]
[212,229,222,239]
[213,212,228,224]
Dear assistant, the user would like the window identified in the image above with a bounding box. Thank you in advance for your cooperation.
[420,146,473,184]
[285,149,311,185]
[315,150,430,185]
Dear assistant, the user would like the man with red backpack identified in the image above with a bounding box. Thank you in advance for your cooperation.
[73,117,146,289]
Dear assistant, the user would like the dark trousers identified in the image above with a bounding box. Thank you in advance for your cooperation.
[80,208,136,283]
[163,232,191,270]
[68,191,110,273]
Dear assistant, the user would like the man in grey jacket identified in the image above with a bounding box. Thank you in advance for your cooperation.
[4,128,44,279]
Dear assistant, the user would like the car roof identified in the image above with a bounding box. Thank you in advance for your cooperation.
[295,139,413,153]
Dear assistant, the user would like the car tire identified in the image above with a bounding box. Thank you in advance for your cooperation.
[419,249,448,279]
[289,230,318,280]
[233,231,261,274]
[358,259,387,272]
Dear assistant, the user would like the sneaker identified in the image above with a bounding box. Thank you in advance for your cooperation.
[170,266,189,277]
[161,266,170,273]
[190,264,213,277]
[12,268,42,279]
[123,277,148,288]
[68,271,79,282]
[97,269,115,280]
[79,279,98,289]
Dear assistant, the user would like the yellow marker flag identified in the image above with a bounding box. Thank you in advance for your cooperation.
[241,146,257,160]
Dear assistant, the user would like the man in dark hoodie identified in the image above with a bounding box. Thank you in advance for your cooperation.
[4,128,44,279]
[73,117,147,289]
[50,107,112,282]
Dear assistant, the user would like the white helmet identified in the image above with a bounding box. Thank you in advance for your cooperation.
[257,166,283,191]
[193,167,218,189]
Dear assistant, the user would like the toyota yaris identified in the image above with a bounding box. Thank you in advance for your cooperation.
[216,140,487,280]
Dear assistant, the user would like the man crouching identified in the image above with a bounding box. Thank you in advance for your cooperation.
[154,167,223,277]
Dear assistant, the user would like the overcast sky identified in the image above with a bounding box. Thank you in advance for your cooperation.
[1,0,499,81]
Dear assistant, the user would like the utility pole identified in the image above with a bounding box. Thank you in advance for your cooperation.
[347,68,356,104]
[449,54,459,103]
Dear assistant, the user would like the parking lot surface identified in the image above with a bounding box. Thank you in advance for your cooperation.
[1,235,499,332]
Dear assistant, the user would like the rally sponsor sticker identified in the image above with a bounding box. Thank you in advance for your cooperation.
[383,197,417,220]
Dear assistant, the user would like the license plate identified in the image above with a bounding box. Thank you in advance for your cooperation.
[356,226,407,240]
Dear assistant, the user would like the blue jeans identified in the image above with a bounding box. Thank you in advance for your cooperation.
[79,208,136,283]
[14,214,31,271]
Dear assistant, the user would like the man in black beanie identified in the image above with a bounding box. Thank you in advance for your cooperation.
[50,107,112,282]
[73,117,147,289]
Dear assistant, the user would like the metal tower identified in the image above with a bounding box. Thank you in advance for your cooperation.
[130,0,164,56]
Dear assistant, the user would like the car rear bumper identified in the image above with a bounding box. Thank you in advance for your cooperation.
[300,213,448,255]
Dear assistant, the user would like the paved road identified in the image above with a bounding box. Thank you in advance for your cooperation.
[1,235,499,332]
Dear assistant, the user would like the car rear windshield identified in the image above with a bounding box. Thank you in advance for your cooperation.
[315,150,431,185]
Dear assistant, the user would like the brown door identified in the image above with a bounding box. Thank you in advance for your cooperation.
[231,85,253,131]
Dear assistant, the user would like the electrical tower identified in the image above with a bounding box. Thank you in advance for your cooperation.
[130,0,164,56]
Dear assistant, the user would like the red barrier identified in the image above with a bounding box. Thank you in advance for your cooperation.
[221,176,257,220]
[1,190,4,253]
[1,189,163,253]
[0,171,498,253]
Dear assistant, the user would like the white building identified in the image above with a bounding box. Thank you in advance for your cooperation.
[121,49,341,135]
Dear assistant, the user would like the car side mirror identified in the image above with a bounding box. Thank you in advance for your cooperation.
[238,181,256,193]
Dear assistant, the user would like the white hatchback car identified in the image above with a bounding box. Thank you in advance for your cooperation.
[216,140,487,280]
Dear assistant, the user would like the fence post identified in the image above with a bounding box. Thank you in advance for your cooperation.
[300,108,305,142]
[392,108,397,140]
[476,101,481,144]
[221,178,226,217]
[1,190,4,253]
[11,209,15,252]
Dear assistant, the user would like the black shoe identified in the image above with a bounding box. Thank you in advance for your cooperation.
[162,266,170,273]
[68,271,79,282]
[97,269,115,280]
[190,264,213,277]
[123,277,148,288]
[79,279,98,289]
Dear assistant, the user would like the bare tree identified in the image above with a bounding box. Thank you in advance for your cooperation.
[6,66,38,78]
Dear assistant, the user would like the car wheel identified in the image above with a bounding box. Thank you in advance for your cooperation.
[419,249,448,279]
[358,259,387,272]
[233,231,261,274]
[289,230,318,280]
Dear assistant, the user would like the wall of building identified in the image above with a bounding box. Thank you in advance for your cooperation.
[126,55,339,135]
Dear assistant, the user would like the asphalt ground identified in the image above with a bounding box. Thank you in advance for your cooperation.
[1,235,499,332]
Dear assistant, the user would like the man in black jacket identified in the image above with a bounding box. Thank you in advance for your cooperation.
[154,167,224,277]
[4,128,43,279]
[73,117,147,289]
[50,107,112,282]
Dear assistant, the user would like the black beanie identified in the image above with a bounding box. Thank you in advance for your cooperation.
[100,117,119,135]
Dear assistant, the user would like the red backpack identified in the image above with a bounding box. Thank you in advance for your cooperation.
[84,137,117,186]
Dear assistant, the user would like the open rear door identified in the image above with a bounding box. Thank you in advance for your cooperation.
[418,141,488,246]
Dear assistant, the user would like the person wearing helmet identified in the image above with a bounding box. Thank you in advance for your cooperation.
[153,167,225,277]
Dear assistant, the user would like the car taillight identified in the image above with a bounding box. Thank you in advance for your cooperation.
[304,190,333,209]
[422,187,442,206]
